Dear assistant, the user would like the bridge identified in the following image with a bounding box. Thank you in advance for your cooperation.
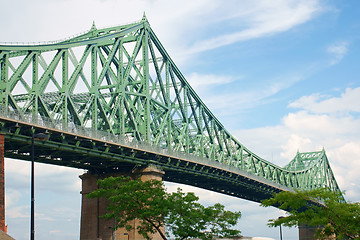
[0,15,342,239]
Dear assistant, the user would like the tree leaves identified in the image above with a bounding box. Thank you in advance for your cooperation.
[261,188,360,239]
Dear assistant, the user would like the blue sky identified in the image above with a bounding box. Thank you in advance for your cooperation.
[1,0,360,239]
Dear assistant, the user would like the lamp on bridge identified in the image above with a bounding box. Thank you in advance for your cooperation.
[30,131,49,240]
[278,216,285,240]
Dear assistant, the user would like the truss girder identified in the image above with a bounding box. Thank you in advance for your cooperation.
[283,150,341,193]
[0,17,342,194]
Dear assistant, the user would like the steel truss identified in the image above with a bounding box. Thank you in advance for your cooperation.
[0,16,342,194]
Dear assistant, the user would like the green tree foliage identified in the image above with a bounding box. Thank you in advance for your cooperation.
[261,188,360,239]
[87,176,241,240]
[167,189,241,240]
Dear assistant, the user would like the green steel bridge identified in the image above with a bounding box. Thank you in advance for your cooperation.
[0,16,342,203]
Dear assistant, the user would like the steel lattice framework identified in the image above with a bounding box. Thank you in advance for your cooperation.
[0,16,342,197]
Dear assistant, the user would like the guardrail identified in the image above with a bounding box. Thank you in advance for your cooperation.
[0,107,290,191]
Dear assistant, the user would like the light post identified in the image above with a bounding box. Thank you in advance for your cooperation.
[30,131,49,240]
[278,216,284,240]
[30,132,34,240]
[124,232,129,240]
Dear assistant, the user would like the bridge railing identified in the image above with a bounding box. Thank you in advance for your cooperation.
[0,107,290,191]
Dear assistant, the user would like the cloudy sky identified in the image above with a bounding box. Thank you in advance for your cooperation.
[2,0,360,239]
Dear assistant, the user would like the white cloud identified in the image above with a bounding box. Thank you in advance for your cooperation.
[187,0,324,53]
[36,213,54,221]
[327,41,349,65]
[6,158,83,193]
[282,111,358,137]
[5,189,22,208]
[6,159,30,177]
[199,74,303,115]
[327,141,360,200]
[280,134,313,160]
[186,72,237,91]
[7,205,28,219]
[289,87,360,114]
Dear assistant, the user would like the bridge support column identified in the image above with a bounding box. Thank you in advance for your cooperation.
[79,165,165,240]
[299,224,317,240]
[0,134,5,232]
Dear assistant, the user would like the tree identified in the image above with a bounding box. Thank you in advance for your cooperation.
[261,188,360,239]
[87,176,241,240]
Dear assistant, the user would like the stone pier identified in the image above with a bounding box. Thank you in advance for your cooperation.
[79,165,165,240]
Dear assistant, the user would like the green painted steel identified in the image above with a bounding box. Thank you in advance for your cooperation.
[0,16,341,195]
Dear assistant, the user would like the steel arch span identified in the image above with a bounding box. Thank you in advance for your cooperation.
[0,16,342,202]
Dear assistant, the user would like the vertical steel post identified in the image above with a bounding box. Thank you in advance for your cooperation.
[279,216,284,240]
[31,131,35,240]
[0,134,5,232]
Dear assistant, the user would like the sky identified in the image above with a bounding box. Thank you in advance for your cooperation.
[1,0,360,239]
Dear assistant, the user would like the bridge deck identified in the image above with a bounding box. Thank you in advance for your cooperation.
[0,114,291,203]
